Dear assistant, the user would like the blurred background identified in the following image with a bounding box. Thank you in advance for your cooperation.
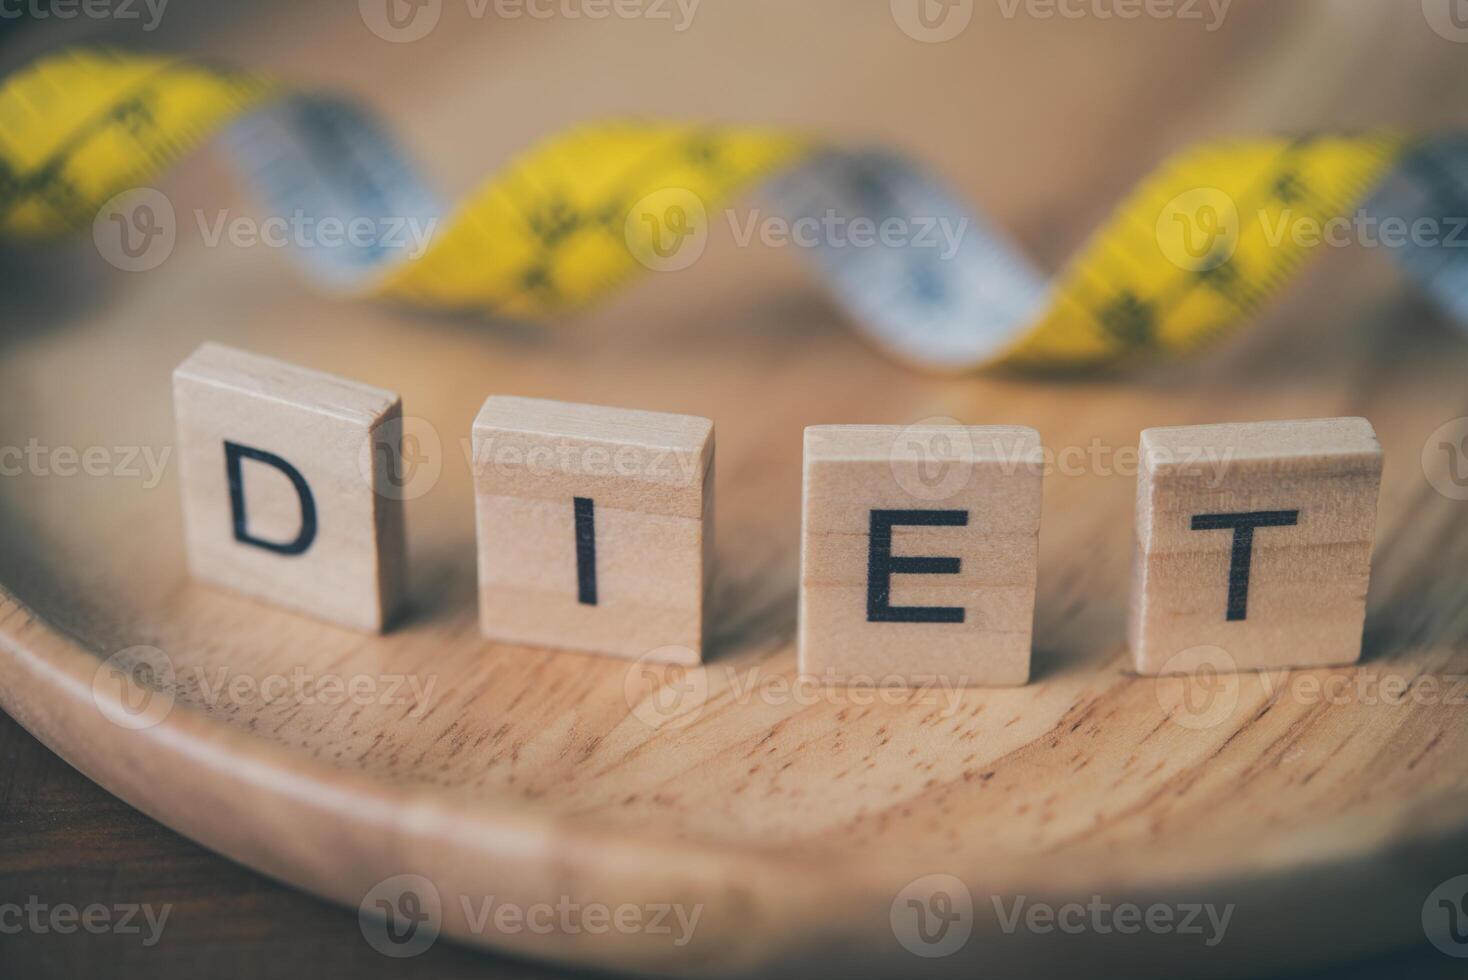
[5,0,1468,363]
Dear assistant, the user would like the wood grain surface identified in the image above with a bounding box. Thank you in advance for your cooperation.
[3,2,1468,977]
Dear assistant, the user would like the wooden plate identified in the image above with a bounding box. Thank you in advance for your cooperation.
[3,237,1468,977]
[3,6,1468,975]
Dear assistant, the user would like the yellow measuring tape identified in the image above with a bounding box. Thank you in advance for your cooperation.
[2,49,1463,371]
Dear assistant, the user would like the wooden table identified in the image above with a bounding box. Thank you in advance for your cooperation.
[0,710,1461,978]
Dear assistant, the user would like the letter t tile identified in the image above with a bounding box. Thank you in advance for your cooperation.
[1128,417,1383,674]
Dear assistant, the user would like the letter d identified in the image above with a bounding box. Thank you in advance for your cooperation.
[224,441,318,555]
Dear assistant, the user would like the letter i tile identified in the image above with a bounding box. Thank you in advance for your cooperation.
[472,396,714,663]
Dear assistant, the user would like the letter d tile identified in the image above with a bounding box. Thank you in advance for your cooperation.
[173,343,407,632]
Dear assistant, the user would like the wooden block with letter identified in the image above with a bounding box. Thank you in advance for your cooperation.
[472,396,713,664]
[799,424,1043,687]
[1129,417,1383,675]
[172,343,407,632]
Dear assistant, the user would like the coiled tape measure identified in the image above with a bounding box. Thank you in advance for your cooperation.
[3,49,1467,371]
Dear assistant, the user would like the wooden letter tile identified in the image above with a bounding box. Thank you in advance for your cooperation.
[799,425,1043,687]
[1129,417,1383,674]
[472,396,713,664]
[173,343,407,632]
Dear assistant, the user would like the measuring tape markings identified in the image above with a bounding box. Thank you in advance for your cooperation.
[2,49,1466,371]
